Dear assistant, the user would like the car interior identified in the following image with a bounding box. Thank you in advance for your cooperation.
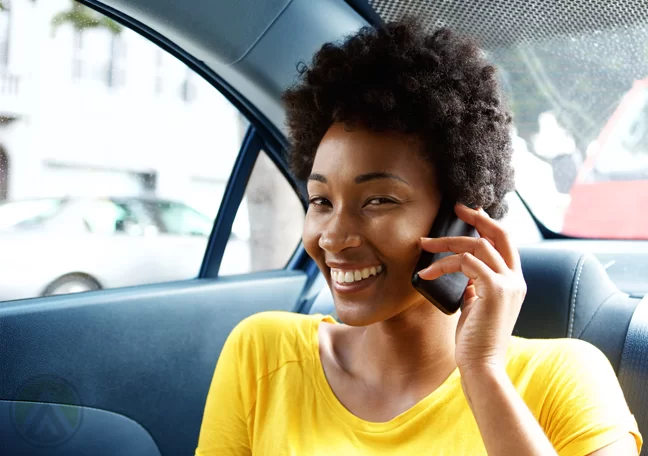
[1,0,647,455]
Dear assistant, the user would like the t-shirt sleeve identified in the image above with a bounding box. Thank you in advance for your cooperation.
[538,339,643,456]
[195,318,254,456]
[195,311,316,456]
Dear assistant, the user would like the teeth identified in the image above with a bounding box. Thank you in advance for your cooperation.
[330,266,384,284]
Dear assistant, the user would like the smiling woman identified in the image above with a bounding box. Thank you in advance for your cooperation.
[196,18,642,456]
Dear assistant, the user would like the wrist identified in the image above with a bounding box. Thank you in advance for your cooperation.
[459,363,513,409]
[458,362,508,383]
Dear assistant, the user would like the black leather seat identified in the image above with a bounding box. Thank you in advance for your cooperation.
[307,246,641,374]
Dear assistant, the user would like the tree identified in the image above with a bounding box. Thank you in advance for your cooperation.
[52,1,123,87]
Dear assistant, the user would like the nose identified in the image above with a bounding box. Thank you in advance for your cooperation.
[318,208,361,253]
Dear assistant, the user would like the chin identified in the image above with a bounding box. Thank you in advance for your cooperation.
[332,286,431,326]
[332,296,398,327]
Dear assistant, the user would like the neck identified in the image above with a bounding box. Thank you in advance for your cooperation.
[349,302,459,393]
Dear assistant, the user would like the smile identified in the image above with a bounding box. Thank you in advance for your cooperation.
[331,265,383,284]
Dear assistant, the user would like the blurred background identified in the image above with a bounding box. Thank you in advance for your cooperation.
[0,0,646,301]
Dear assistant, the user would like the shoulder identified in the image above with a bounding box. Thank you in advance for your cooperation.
[232,311,331,344]
[507,337,626,418]
[507,339,642,454]
[226,311,334,378]
[508,336,611,376]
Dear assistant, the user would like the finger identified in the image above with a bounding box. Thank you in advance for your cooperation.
[454,204,521,271]
[464,282,478,304]
[421,236,509,274]
[417,252,494,282]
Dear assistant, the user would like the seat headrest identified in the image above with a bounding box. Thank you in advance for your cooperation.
[515,247,617,339]
[515,247,637,372]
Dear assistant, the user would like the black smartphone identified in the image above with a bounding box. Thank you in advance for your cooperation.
[411,200,479,315]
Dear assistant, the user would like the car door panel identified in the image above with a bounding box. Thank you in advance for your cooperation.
[0,272,307,456]
[0,401,161,456]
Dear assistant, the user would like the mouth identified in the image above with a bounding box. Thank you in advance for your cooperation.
[330,265,384,294]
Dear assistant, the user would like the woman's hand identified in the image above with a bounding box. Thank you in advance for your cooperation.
[417,203,526,373]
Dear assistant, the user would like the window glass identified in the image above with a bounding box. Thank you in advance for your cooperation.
[82,199,148,235]
[490,23,648,239]
[592,87,648,179]
[150,200,213,237]
[0,0,10,66]
[0,1,249,302]
[220,151,305,276]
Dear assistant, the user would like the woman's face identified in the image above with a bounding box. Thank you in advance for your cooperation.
[303,123,442,326]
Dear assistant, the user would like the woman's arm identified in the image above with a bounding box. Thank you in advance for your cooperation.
[461,365,638,456]
[196,321,253,456]
[460,364,557,456]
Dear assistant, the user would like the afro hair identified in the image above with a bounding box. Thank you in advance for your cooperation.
[282,18,515,219]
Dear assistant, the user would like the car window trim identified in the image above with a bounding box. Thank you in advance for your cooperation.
[200,126,261,278]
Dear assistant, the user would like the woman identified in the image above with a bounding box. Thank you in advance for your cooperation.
[196,19,642,455]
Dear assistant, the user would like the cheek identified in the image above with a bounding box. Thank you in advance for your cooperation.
[302,214,321,260]
[373,211,429,260]
[371,212,432,271]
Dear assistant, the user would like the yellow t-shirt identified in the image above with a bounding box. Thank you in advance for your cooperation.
[196,311,642,456]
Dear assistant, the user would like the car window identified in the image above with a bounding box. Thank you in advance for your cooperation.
[82,199,152,236]
[487,24,648,239]
[0,2,258,301]
[592,83,648,179]
[220,150,305,276]
[151,201,213,237]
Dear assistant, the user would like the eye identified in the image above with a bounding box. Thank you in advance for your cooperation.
[366,197,397,206]
[308,197,332,207]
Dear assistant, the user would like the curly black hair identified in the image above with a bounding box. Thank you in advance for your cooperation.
[282,18,515,219]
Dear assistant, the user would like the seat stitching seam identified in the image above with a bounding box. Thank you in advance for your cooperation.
[569,257,586,338]
[576,291,618,338]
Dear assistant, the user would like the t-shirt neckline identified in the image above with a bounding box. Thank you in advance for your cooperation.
[309,314,462,434]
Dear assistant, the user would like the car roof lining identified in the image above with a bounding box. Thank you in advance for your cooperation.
[100,0,294,65]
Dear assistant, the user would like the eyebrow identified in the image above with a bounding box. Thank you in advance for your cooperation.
[307,172,410,186]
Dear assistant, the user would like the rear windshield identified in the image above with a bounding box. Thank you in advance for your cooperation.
[490,22,648,239]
